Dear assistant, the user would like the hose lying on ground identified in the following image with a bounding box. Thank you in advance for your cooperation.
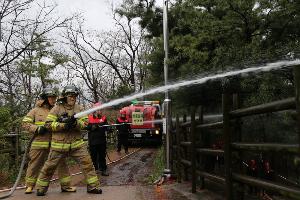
[0,136,35,199]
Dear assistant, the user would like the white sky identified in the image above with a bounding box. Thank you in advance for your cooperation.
[55,0,123,31]
[55,0,163,31]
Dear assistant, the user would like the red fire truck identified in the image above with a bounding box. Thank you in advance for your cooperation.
[119,100,162,145]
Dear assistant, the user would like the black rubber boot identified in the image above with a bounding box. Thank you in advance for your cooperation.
[87,188,102,194]
[61,186,77,192]
[101,170,109,176]
[36,189,47,196]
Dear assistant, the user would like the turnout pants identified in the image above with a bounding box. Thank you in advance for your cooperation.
[25,148,71,188]
[36,143,99,191]
[89,144,107,171]
[117,134,128,152]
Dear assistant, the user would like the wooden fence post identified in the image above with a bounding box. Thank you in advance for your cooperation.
[293,65,300,167]
[183,114,187,123]
[170,117,173,173]
[15,129,19,167]
[183,114,188,180]
[233,93,244,200]
[198,106,205,189]
[176,114,182,183]
[191,107,196,193]
[223,93,233,200]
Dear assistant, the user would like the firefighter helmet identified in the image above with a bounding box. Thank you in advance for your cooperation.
[62,85,79,97]
[39,88,57,100]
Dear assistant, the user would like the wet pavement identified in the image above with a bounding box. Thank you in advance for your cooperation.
[0,148,222,200]
[6,186,140,200]
[5,184,211,200]
[101,148,156,186]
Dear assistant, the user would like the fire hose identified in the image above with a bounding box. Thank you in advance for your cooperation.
[0,121,135,199]
[0,135,35,199]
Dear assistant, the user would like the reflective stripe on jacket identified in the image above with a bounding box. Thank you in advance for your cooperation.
[51,139,86,151]
[22,102,51,149]
[45,103,88,151]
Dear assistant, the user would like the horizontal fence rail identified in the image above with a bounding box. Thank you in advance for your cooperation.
[171,66,300,200]
[231,143,299,153]
[230,97,296,118]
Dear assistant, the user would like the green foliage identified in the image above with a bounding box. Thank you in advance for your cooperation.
[241,72,294,106]
[147,146,165,184]
[116,0,163,38]
[0,106,12,137]
[17,35,69,88]
[119,0,300,111]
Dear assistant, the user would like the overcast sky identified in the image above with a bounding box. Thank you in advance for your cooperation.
[54,0,163,31]
[55,0,122,31]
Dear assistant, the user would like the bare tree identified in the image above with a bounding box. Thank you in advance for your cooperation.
[0,0,72,68]
[0,0,73,115]
[63,21,119,103]
[73,9,149,92]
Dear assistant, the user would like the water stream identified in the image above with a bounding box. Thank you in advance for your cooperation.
[75,60,300,118]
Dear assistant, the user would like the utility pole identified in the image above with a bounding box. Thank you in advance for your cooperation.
[163,0,171,176]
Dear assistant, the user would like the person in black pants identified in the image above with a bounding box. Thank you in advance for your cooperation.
[87,104,109,176]
[116,110,131,154]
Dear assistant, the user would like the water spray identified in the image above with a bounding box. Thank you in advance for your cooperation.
[74,60,300,119]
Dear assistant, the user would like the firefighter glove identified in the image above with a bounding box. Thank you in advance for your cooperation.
[36,126,48,134]
[63,121,75,130]
[63,117,77,130]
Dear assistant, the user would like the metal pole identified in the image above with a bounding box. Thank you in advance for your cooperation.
[163,0,169,95]
[163,0,171,174]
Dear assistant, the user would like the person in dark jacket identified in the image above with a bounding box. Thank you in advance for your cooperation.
[87,103,109,176]
[116,110,131,154]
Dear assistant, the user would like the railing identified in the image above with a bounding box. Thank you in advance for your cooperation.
[171,66,300,200]
[0,129,118,167]
[0,130,23,167]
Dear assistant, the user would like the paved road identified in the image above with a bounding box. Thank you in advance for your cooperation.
[6,184,211,200]
[1,148,218,200]
[8,186,139,200]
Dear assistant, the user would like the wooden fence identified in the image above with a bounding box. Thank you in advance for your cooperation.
[0,128,23,167]
[171,66,300,200]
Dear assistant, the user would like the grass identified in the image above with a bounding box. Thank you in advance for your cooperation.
[146,146,165,184]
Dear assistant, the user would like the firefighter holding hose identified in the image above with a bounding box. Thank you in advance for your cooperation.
[22,88,75,194]
[35,85,102,196]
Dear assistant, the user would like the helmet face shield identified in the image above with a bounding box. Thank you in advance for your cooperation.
[62,85,79,97]
[40,88,57,99]
[65,92,78,97]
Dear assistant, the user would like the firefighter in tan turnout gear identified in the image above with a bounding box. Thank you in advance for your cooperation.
[22,88,75,194]
[35,85,102,196]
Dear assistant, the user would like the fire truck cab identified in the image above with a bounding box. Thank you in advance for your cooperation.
[119,100,162,145]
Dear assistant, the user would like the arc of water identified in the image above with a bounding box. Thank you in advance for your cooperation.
[74,60,300,119]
